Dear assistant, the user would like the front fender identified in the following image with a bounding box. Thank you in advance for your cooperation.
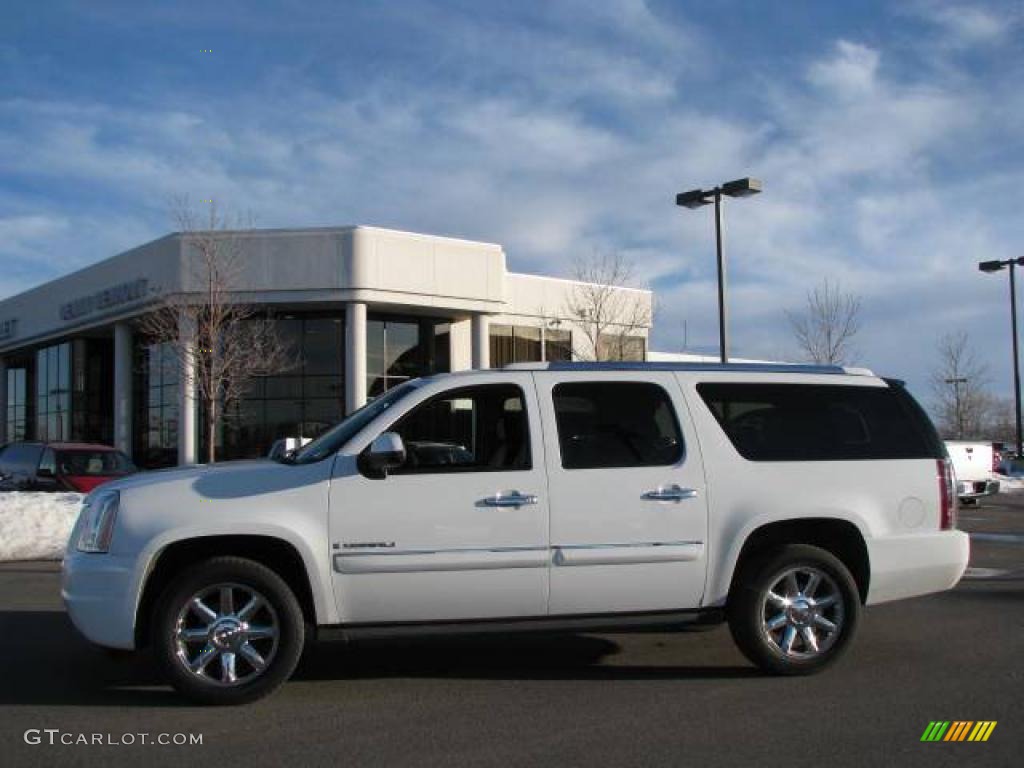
[129,521,338,634]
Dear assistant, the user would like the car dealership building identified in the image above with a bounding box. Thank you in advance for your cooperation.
[0,226,651,467]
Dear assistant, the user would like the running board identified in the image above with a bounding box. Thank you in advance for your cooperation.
[316,608,726,643]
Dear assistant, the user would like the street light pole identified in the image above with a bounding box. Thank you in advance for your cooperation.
[1010,261,1022,456]
[713,189,728,363]
[979,256,1024,456]
[676,177,762,365]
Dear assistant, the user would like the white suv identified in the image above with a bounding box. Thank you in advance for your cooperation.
[62,362,969,704]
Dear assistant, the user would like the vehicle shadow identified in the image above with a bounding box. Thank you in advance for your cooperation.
[0,611,182,707]
[0,610,756,706]
[294,633,758,683]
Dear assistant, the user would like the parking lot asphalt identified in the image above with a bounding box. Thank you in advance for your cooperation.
[1,496,1021,768]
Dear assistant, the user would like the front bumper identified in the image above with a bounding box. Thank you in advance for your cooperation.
[957,479,1000,500]
[865,530,969,605]
[61,552,138,649]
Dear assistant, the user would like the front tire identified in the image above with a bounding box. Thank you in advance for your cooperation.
[728,544,861,675]
[153,556,305,705]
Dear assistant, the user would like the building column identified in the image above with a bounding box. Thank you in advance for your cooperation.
[113,323,133,457]
[345,302,367,414]
[0,356,7,445]
[471,314,490,369]
[177,312,197,465]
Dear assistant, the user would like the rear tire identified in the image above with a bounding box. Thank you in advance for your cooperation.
[153,556,305,705]
[728,544,860,675]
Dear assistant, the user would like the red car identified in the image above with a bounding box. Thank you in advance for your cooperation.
[0,441,137,493]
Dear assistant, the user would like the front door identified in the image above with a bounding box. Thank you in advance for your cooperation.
[535,372,709,615]
[329,373,549,623]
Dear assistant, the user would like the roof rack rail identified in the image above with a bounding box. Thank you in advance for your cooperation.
[504,361,868,375]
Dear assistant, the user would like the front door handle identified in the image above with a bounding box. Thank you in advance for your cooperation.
[642,484,698,503]
[482,491,539,508]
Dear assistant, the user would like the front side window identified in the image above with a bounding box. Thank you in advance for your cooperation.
[552,382,683,469]
[696,383,943,461]
[388,384,531,473]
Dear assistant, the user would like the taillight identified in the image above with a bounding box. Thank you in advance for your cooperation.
[937,458,957,530]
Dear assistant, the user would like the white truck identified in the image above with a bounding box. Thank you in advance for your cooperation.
[62,362,969,704]
[945,441,999,503]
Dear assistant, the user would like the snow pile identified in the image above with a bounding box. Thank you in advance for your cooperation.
[995,474,1024,493]
[0,492,84,561]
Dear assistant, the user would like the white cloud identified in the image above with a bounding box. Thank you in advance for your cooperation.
[807,40,881,98]
[914,2,1018,47]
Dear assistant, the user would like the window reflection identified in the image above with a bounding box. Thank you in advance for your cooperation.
[5,366,29,441]
[367,316,450,398]
[35,342,71,441]
[489,324,573,367]
[133,340,179,468]
[217,315,346,461]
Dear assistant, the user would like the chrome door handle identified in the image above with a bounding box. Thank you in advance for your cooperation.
[642,484,698,502]
[482,491,539,508]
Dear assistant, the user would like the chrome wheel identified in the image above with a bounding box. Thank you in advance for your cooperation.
[173,583,280,687]
[759,566,845,660]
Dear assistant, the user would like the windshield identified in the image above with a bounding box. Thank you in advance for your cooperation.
[289,380,422,464]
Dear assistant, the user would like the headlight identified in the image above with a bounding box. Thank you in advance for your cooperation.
[76,491,119,553]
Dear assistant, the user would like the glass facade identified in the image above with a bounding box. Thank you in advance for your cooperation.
[35,343,71,441]
[545,328,572,361]
[71,338,114,444]
[367,316,450,398]
[133,340,179,468]
[218,315,345,461]
[5,366,28,442]
[489,324,573,367]
[598,334,646,361]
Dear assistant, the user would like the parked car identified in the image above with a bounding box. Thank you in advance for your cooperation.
[0,441,136,493]
[944,440,1000,503]
[62,362,969,704]
[998,457,1024,478]
[266,436,312,461]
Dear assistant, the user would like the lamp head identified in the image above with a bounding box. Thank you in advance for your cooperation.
[676,189,711,209]
[978,260,1005,273]
[721,177,763,198]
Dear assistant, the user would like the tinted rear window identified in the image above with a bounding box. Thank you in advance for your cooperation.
[57,450,135,476]
[697,383,942,461]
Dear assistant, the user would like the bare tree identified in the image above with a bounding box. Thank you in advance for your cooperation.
[564,251,651,361]
[929,331,993,440]
[984,396,1016,446]
[138,200,295,462]
[786,279,862,365]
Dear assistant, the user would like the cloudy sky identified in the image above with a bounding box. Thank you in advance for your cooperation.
[2,0,1022,404]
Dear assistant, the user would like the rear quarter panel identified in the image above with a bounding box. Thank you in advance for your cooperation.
[677,372,942,607]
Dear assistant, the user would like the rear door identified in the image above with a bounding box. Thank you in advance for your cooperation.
[535,372,709,615]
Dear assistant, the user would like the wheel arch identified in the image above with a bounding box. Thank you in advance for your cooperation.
[726,517,871,605]
[134,533,320,648]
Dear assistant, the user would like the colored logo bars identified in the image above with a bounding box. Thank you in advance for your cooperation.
[921,721,997,742]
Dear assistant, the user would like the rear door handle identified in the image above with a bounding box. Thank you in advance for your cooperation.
[642,484,698,502]
[482,491,539,508]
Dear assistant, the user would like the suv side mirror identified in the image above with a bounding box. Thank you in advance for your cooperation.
[360,432,406,479]
[36,467,54,478]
